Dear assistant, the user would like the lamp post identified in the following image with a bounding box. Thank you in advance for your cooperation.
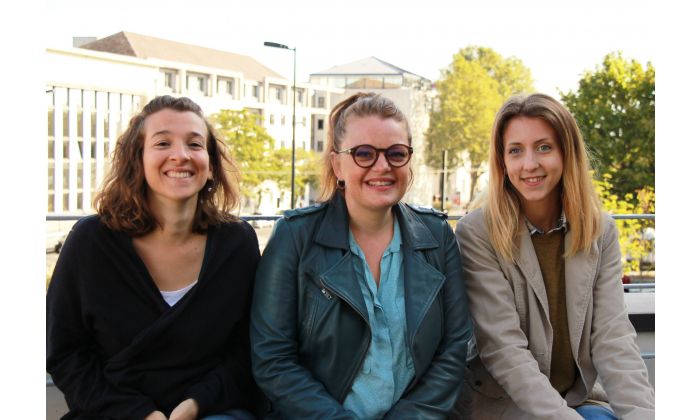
[264,41,297,209]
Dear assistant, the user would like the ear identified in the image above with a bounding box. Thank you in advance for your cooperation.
[331,152,343,180]
[208,164,214,181]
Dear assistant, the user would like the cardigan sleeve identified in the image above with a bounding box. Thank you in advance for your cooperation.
[46,221,158,419]
[385,220,472,419]
[455,213,581,420]
[250,219,358,419]
[589,216,655,419]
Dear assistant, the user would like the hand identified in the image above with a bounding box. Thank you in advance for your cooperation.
[169,398,199,420]
[144,411,167,420]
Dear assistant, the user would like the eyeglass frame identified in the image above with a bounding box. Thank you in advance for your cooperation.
[333,143,414,168]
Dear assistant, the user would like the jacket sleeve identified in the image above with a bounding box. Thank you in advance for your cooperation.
[385,220,472,419]
[250,219,358,420]
[589,217,655,419]
[46,223,158,419]
[455,215,581,420]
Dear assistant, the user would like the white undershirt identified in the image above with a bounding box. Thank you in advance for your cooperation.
[160,280,198,307]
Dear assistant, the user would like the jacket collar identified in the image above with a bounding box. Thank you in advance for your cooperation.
[315,194,439,251]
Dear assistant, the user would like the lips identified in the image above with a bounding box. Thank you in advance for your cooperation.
[165,170,194,179]
[521,176,545,185]
[367,180,394,186]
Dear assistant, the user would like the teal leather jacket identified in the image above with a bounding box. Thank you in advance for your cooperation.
[250,195,473,419]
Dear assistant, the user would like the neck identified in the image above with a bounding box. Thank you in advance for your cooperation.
[346,203,394,237]
[522,199,562,232]
[147,195,199,242]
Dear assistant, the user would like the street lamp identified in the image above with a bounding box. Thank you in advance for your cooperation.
[264,41,297,209]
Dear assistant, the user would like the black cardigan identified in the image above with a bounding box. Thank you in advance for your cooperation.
[46,215,260,419]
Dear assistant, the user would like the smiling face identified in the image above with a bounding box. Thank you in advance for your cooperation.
[503,116,563,218]
[142,109,212,210]
[331,115,410,218]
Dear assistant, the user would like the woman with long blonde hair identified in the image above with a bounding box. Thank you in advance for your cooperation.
[452,93,654,419]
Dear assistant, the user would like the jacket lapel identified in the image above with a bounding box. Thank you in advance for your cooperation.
[395,203,445,340]
[564,232,599,359]
[514,222,550,318]
[314,194,369,321]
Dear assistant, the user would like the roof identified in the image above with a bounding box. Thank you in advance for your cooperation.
[311,56,429,81]
[80,31,284,82]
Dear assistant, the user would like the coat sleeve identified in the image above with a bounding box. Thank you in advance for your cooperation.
[589,217,655,419]
[249,219,358,420]
[455,214,581,420]
[46,223,158,419]
[183,223,261,416]
[385,220,472,419]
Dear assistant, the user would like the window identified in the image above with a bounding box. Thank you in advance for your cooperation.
[187,72,209,95]
[269,114,275,125]
[281,115,286,126]
[297,88,304,104]
[218,78,234,97]
[318,96,325,108]
[317,119,324,130]
[161,69,177,91]
[302,116,307,127]
[252,84,259,98]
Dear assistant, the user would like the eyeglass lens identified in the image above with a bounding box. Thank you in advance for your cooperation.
[353,144,411,167]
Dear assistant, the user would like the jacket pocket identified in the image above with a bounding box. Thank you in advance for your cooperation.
[301,284,334,339]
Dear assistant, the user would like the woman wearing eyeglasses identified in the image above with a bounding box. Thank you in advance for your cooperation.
[250,92,473,419]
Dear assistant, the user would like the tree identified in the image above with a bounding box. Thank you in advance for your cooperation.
[561,52,655,201]
[426,46,534,203]
[594,173,655,274]
[210,109,286,211]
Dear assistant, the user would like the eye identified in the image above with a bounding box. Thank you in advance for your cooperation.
[189,141,205,149]
[353,146,376,161]
[507,147,521,155]
[386,146,409,161]
[154,139,170,147]
[537,144,552,152]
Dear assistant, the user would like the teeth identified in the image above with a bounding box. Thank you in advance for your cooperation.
[167,171,193,178]
[368,181,393,186]
[523,177,543,183]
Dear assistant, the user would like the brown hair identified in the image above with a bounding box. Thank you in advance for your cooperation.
[94,95,240,235]
[319,92,412,201]
[480,93,602,260]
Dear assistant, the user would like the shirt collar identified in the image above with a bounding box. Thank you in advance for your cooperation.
[525,211,568,236]
[349,217,402,256]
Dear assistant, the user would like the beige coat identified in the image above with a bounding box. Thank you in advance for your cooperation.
[452,209,654,420]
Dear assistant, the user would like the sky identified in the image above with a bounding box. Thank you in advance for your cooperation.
[44,0,656,98]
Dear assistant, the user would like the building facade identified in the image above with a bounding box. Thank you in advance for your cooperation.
[46,32,343,215]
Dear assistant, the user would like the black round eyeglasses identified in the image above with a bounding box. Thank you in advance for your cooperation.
[334,144,413,168]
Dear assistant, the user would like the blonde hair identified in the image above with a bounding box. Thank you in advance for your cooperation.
[318,92,411,201]
[481,93,602,261]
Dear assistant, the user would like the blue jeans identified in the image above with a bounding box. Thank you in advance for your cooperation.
[575,404,618,420]
[200,408,256,420]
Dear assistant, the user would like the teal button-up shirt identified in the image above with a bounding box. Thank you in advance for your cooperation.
[343,218,415,419]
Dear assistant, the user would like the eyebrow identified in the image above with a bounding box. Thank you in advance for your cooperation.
[505,137,551,145]
[150,130,206,138]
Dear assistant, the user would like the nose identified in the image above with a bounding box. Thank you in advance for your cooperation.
[522,150,539,171]
[371,151,391,171]
[170,141,191,161]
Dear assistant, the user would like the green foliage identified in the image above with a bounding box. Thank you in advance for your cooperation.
[595,173,655,273]
[426,46,534,202]
[210,109,321,211]
[561,52,655,201]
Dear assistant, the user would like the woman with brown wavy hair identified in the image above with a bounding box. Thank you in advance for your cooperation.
[47,96,259,420]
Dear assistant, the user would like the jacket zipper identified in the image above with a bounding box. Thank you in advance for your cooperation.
[319,278,372,400]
